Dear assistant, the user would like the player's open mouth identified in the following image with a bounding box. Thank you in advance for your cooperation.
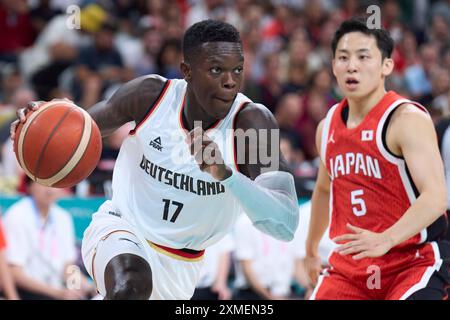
[345,78,359,89]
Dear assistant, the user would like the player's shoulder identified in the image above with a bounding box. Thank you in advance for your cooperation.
[235,102,277,130]
[123,74,168,94]
[390,102,432,127]
[107,74,170,118]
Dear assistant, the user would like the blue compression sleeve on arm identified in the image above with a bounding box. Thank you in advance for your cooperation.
[221,170,299,241]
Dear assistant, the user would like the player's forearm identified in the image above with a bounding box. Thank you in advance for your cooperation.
[11,266,62,299]
[294,259,312,289]
[220,170,299,241]
[241,261,273,300]
[0,253,19,299]
[383,190,447,247]
[305,187,330,257]
[214,253,231,288]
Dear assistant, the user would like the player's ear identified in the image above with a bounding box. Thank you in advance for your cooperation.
[382,57,394,77]
[180,61,192,82]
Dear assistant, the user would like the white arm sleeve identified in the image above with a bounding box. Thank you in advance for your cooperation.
[221,170,299,241]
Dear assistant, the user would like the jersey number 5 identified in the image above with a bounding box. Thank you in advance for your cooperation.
[350,189,366,216]
[162,199,184,223]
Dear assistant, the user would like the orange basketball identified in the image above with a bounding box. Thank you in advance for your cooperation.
[13,100,102,188]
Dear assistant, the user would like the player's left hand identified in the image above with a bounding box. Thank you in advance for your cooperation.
[187,127,232,181]
[332,223,394,260]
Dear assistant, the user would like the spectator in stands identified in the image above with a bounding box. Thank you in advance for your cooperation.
[132,19,163,77]
[232,214,296,300]
[282,31,312,93]
[0,87,37,145]
[0,217,18,299]
[0,64,24,107]
[155,38,183,79]
[296,91,329,160]
[0,87,36,194]
[75,22,132,109]
[274,93,305,161]
[87,122,133,198]
[0,0,34,63]
[29,0,62,36]
[3,177,94,299]
[186,0,239,28]
[191,234,234,300]
[257,52,284,114]
[404,43,439,102]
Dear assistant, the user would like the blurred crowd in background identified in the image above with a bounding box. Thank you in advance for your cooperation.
[1,0,450,196]
[0,0,449,300]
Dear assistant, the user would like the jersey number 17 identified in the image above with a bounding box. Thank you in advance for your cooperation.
[162,199,184,223]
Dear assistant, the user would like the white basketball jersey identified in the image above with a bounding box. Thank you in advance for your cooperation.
[111,77,252,250]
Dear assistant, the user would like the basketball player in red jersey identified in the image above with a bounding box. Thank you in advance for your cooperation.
[305,18,449,300]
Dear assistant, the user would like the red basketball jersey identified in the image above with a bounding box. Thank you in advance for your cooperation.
[321,91,429,250]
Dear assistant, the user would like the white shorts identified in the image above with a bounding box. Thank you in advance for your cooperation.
[81,201,204,300]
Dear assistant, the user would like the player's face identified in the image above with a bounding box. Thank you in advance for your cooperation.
[185,42,244,119]
[332,32,393,99]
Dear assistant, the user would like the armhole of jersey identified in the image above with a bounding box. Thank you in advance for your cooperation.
[376,99,427,242]
[376,99,429,164]
[320,104,339,165]
[232,102,251,172]
[129,79,171,135]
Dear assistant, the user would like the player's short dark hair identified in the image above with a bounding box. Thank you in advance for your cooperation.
[331,17,394,60]
[182,19,242,62]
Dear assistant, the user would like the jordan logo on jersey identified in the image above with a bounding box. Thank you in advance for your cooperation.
[150,136,163,151]
[328,131,335,144]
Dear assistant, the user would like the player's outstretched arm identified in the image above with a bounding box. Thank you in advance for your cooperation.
[222,103,299,241]
[0,251,19,300]
[334,104,447,259]
[187,103,298,241]
[87,75,167,137]
[305,120,330,284]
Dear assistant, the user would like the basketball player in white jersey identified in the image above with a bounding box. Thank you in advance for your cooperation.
[11,20,299,299]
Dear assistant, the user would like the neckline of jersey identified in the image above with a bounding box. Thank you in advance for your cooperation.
[178,89,225,135]
[339,90,396,131]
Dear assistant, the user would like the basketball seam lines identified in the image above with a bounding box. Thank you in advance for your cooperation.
[36,108,92,186]
[17,101,70,181]
[45,113,91,182]
[19,104,59,179]
[34,107,74,180]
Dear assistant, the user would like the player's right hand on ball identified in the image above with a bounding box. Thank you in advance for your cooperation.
[304,255,322,286]
[10,101,44,141]
[10,98,73,141]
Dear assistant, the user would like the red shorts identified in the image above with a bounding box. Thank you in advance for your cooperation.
[310,242,444,300]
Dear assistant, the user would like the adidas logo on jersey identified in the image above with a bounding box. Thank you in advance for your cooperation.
[150,136,163,151]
